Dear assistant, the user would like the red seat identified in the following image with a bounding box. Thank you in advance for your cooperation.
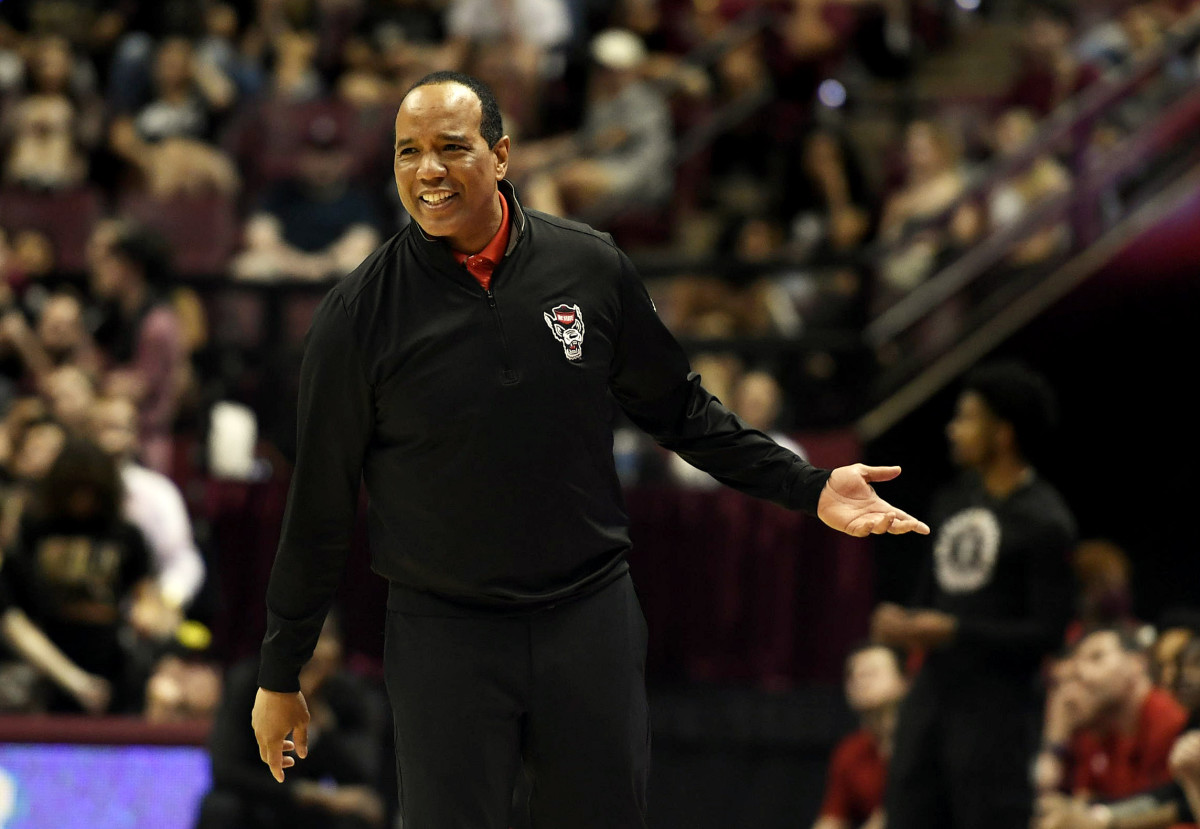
[0,186,104,272]
[117,190,239,277]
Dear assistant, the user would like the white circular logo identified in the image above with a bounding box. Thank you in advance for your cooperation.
[934,507,1001,594]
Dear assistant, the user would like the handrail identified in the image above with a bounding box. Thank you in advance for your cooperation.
[865,6,1200,266]
[866,72,1200,346]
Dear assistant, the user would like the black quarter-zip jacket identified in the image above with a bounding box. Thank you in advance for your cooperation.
[258,182,831,692]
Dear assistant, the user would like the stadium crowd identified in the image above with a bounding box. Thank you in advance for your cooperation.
[0,1,1198,828]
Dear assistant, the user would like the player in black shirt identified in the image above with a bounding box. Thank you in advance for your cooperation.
[873,361,1076,829]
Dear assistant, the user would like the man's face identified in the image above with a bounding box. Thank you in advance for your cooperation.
[393,82,509,253]
[946,391,1001,470]
[1074,631,1140,709]
[90,399,138,460]
[845,647,906,713]
[38,295,83,354]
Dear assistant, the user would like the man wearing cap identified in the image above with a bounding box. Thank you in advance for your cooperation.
[872,361,1076,829]
[252,70,929,828]
[517,28,674,218]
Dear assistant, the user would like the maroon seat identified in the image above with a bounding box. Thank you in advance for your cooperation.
[0,186,104,272]
[117,190,239,277]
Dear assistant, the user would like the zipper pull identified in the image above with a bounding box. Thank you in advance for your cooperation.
[486,289,497,308]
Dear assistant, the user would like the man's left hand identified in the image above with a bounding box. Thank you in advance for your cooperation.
[818,464,930,537]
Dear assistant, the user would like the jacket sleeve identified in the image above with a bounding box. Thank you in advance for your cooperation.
[258,292,373,692]
[607,249,830,514]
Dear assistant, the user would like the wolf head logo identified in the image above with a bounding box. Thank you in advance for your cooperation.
[544,303,585,361]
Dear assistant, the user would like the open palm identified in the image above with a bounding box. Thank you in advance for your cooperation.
[817,464,930,537]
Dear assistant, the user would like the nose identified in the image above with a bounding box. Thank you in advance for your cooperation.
[416,151,446,181]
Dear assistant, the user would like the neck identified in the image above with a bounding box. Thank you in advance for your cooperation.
[449,191,503,255]
[979,455,1032,499]
[119,282,148,319]
[860,703,899,756]
[1117,678,1152,733]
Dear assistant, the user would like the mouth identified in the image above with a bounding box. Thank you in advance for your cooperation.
[418,192,457,211]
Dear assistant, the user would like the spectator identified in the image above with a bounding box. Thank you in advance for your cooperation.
[813,643,909,829]
[987,108,1072,268]
[1066,538,1138,647]
[1036,632,1200,828]
[197,615,388,829]
[1003,0,1101,117]
[232,114,382,282]
[18,35,105,153]
[518,29,674,219]
[109,37,239,198]
[89,394,206,627]
[784,126,875,264]
[0,405,64,548]
[1039,627,1189,800]
[41,364,96,434]
[0,437,155,713]
[88,223,187,475]
[442,0,572,133]
[730,368,807,459]
[3,93,88,190]
[877,119,981,302]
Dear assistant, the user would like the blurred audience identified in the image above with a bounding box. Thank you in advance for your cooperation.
[88,222,187,474]
[518,29,674,220]
[197,615,388,829]
[1038,627,1189,800]
[0,437,153,714]
[876,119,981,304]
[232,114,382,282]
[812,643,909,829]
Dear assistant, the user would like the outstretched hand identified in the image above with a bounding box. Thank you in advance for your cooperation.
[817,464,930,537]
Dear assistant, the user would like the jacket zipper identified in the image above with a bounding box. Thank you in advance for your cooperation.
[486,288,519,385]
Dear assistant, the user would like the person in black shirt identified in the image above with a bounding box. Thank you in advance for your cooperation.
[0,437,154,713]
[873,361,1076,829]
[252,70,931,829]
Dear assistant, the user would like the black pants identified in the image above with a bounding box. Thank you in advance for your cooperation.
[384,574,651,829]
[885,670,1039,829]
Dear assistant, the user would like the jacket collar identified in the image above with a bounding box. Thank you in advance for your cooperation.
[413,178,527,256]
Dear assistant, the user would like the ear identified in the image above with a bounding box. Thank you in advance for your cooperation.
[493,135,510,180]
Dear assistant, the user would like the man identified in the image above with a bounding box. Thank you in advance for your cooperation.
[252,71,928,828]
[233,114,382,282]
[1035,632,1197,829]
[1043,628,1188,801]
[872,361,1076,829]
[88,223,186,474]
[813,643,909,829]
[89,395,206,633]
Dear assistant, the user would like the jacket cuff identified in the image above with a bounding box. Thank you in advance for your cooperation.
[256,653,302,693]
[788,462,833,515]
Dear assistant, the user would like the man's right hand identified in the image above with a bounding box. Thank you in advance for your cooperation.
[251,687,310,782]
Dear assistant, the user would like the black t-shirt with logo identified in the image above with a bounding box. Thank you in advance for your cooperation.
[0,514,152,687]
[913,470,1077,683]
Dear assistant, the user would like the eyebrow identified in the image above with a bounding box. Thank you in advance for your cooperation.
[395,133,473,149]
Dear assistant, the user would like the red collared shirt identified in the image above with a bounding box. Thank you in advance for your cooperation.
[452,192,510,291]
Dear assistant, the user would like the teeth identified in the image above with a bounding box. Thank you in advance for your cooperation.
[421,193,452,205]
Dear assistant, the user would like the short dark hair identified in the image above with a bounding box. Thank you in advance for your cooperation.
[962,360,1058,463]
[1022,0,1076,26]
[1076,623,1145,655]
[401,71,504,148]
[111,224,172,287]
[34,436,123,523]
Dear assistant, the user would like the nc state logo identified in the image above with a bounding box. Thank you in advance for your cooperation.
[543,303,585,361]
